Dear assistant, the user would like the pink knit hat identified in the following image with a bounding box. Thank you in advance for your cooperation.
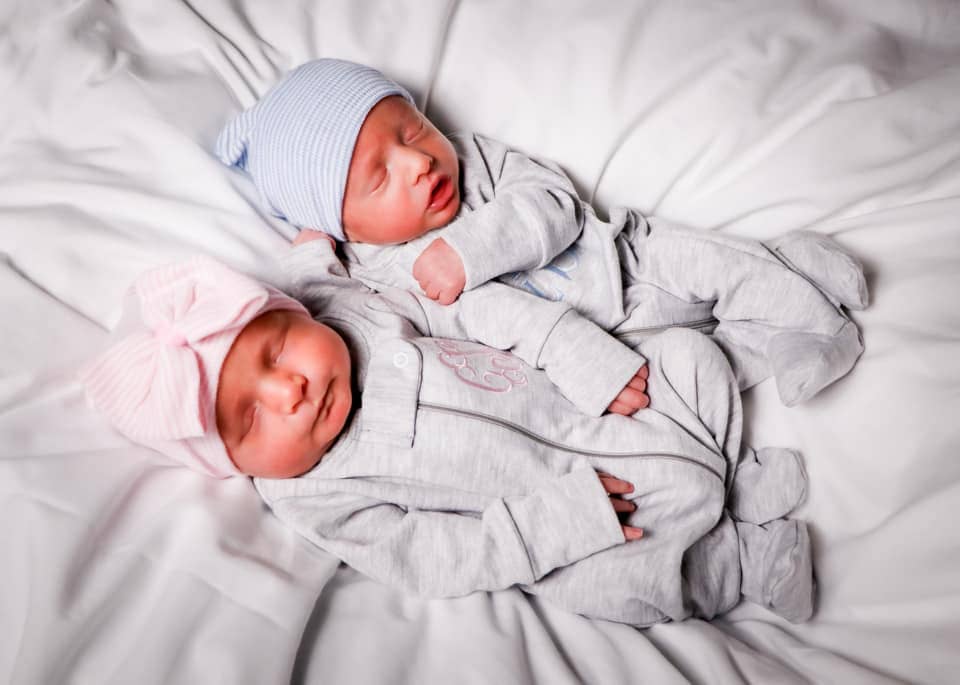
[80,256,308,478]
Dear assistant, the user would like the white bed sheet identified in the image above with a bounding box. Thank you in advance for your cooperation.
[2,1,959,683]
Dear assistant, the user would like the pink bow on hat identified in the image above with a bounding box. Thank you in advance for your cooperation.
[80,256,307,478]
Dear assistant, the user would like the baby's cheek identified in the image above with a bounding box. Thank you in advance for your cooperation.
[264,442,306,478]
[285,437,324,477]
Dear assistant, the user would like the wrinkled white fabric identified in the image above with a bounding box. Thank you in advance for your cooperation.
[2,1,959,683]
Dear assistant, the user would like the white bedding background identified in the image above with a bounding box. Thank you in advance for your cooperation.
[2,1,959,683]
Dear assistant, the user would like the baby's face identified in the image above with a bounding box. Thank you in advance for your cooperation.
[216,310,352,478]
[341,95,461,244]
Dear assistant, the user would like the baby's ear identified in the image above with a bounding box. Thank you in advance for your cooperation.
[214,109,256,169]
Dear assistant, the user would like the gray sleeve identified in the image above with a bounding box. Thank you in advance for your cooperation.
[411,281,646,416]
[339,238,425,293]
[259,467,624,598]
[441,134,585,290]
[282,239,373,306]
[285,241,645,415]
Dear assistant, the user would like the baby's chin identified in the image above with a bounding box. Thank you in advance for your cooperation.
[251,448,325,479]
[231,432,332,478]
[290,452,325,477]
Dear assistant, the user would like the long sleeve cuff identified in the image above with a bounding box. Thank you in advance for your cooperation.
[505,468,625,580]
[282,239,348,285]
[441,205,548,291]
[539,311,647,416]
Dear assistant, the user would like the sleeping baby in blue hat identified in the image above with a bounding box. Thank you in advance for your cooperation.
[215,58,869,409]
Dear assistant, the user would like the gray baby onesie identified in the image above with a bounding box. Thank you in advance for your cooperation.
[254,242,814,626]
[341,134,867,406]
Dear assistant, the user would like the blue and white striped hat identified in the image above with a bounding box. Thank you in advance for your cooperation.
[215,59,414,241]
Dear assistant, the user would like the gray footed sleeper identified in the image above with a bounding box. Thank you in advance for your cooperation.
[256,242,815,627]
[343,134,868,408]
[526,329,814,625]
[613,216,867,407]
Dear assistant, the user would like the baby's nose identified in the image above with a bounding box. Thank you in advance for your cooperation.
[260,372,306,413]
[401,146,433,180]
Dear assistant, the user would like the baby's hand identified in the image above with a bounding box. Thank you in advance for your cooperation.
[293,229,336,248]
[597,472,644,541]
[607,365,650,416]
[413,238,466,305]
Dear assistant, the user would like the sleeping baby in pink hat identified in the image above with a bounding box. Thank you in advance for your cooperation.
[82,252,815,627]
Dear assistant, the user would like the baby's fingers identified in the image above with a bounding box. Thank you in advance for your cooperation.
[608,388,649,415]
[437,285,462,305]
[597,472,634,495]
[610,497,636,514]
[622,525,645,542]
[293,229,334,247]
[421,281,441,301]
[412,264,432,292]
[607,399,636,416]
[620,386,649,408]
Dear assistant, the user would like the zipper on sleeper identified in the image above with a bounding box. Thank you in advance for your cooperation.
[418,401,723,482]
[614,316,718,337]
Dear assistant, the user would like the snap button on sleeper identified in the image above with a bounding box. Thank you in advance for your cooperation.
[393,352,408,368]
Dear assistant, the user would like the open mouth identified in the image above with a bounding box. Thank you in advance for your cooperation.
[428,175,454,212]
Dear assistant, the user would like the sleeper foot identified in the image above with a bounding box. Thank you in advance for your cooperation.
[771,230,869,310]
[738,519,815,623]
[729,447,807,524]
[768,320,864,406]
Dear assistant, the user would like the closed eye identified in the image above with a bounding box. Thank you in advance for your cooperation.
[404,118,425,143]
[241,403,258,440]
[271,338,284,365]
[269,324,289,365]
